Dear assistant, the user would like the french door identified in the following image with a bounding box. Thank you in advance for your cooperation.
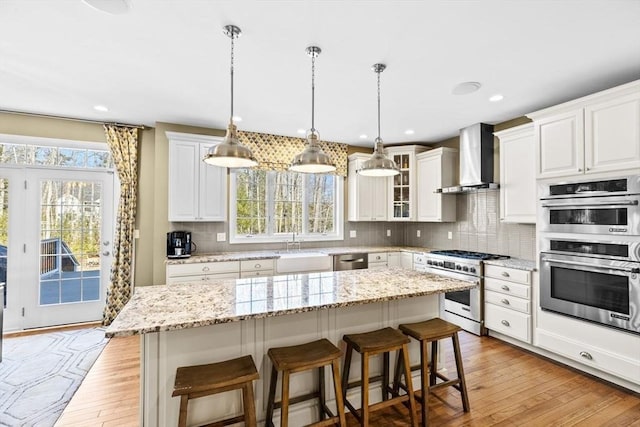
[1,167,114,330]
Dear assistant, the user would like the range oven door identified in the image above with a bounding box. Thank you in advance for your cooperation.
[540,252,640,334]
[539,195,640,235]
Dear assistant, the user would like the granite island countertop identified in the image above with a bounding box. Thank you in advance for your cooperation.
[166,246,431,265]
[106,267,475,337]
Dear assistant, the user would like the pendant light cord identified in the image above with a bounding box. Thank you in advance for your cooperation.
[230,32,235,123]
[311,53,316,133]
[376,68,381,142]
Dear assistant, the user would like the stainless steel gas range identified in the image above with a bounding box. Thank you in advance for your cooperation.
[424,250,509,336]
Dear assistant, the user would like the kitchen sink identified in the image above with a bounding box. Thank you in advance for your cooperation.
[275,252,332,274]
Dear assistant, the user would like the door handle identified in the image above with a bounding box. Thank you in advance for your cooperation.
[501,299,510,305]
[102,241,110,246]
[102,251,110,256]
[541,256,637,273]
[541,200,638,208]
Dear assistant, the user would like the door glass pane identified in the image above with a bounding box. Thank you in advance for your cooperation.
[0,178,7,307]
[39,179,102,305]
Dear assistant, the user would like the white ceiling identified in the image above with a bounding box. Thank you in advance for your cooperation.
[1,0,639,146]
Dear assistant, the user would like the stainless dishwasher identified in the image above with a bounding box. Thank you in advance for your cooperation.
[333,253,368,271]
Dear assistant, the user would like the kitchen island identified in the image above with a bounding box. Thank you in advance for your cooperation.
[106,267,477,427]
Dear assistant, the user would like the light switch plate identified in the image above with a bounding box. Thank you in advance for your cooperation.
[350,230,357,238]
[217,232,226,242]
[386,229,391,237]
[133,229,140,239]
[448,231,453,240]
[416,230,421,238]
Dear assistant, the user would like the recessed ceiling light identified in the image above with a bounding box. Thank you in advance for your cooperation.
[489,94,504,102]
[297,129,306,135]
[83,0,131,15]
[359,134,368,139]
[93,105,109,112]
[404,129,415,135]
[232,116,242,122]
[452,81,482,95]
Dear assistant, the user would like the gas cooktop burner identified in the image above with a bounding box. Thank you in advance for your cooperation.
[429,250,510,261]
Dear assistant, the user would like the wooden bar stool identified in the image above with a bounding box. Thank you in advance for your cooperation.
[394,318,470,426]
[266,338,347,427]
[341,327,418,427]
[172,355,259,427]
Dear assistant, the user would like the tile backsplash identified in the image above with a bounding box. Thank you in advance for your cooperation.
[171,190,536,261]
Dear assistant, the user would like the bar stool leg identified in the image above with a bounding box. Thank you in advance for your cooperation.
[452,333,470,412]
[318,366,326,421]
[401,344,418,427]
[266,365,278,427]
[420,340,429,427]
[392,352,402,397]
[242,381,257,427]
[178,395,188,427]
[382,351,390,401]
[331,358,347,427]
[281,370,290,427]
[341,344,353,401]
[361,352,370,427]
[430,341,438,387]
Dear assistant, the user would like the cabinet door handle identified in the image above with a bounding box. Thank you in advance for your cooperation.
[202,266,210,272]
[255,263,261,269]
[501,320,510,327]
[501,299,510,305]
[585,167,590,171]
[501,285,510,291]
[501,271,510,277]
[579,351,593,360]
[577,168,582,172]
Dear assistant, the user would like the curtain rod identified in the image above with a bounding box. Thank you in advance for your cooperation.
[0,109,147,129]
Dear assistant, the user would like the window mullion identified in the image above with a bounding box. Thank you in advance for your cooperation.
[301,175,309,236]
[266,172,275,236]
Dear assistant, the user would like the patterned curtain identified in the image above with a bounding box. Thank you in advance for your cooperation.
[102,124,139,326]
[238,130,348,177]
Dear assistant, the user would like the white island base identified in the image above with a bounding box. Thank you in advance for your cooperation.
[141,295,439,426]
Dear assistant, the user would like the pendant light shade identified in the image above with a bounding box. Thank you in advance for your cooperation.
[358,63,400,177]
[289,46,336,174]
[203,25,258,168]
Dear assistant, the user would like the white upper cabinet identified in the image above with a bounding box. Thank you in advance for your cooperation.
[528,80,640,179]
[495,123,536,223]
[416,147,457,222]
[347,153,388,221]
[386,145,429,221]
[166,131,227,222]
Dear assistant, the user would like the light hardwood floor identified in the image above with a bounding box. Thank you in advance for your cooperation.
[56,331,640,426]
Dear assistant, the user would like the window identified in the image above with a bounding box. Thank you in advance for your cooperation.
[230,170,343,243]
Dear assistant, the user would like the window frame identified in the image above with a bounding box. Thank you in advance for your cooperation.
[229,170,344,244]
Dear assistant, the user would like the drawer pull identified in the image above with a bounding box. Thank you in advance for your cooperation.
[255,263,261,269]
[376,256,381,260]
[202,266,210,272]
[501,320,510,327]
[501,299,510,305]
[501,271,510,277]
[501,285,510,291]
[579,351,593,360]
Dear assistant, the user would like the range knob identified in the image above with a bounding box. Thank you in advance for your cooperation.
[438,261,444,267]
[456,265,462,270]
[470,267,476,274]
[462,266,469,272]
[427,260,433,265]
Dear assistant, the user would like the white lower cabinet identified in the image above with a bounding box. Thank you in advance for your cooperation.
[368,252,388,269]
[166,261,240,284]
[536,310,640,385]
[413,253,426,272]
[484,264,532,344]
[240,259,275,278]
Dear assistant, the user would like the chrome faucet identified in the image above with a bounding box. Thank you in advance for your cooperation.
[285,230,301,252]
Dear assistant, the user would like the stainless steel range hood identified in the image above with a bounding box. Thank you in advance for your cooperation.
[438,123,498,194]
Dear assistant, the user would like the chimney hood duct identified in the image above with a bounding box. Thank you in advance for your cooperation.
[438,123,498,194]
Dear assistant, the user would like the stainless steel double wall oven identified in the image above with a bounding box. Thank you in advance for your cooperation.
[539,175,640,334]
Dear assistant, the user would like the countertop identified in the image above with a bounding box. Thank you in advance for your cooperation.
[166,246,431,265]
[105,267,475,337]
[483,258,537,271]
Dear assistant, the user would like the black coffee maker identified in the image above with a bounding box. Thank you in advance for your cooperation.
[167,231,195,258]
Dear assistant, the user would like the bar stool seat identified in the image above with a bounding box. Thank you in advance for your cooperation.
[342,327,418,427]
[266,338,347,427]
[172,355,259,427]
[395,318,470,426]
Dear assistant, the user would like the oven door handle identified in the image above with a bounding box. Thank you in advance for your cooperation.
[541,200,639,208]
[541,257,640,273]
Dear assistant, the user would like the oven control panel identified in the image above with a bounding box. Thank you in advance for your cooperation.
[424,256,480,277]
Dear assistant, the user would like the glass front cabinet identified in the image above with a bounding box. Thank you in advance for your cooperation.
[386,145,428,221]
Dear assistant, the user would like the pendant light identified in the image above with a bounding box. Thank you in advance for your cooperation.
[290,46,336,174]
[358,63,400,177]
[203,25,258,168]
